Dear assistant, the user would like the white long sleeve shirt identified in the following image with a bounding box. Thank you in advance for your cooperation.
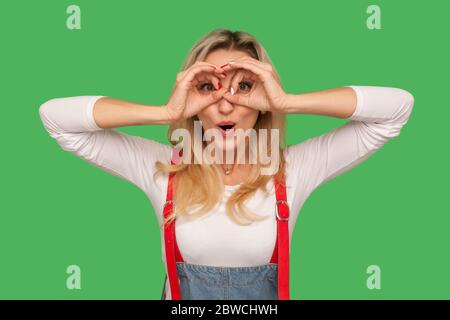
[39,86,414,297]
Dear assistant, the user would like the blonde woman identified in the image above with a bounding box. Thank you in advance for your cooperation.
[39,28,415,300]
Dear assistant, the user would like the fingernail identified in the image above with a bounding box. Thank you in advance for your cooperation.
[230,87,235,96]
[217,82,222,90]
[221,72,227,77]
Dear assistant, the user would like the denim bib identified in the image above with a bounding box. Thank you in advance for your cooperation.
[161,262,278,300]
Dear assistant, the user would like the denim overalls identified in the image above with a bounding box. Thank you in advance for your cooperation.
[161,149,290,300]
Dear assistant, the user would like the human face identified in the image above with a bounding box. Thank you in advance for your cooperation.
[197,49,260,154]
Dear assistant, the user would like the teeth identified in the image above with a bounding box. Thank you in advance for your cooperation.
[219,124,235,131]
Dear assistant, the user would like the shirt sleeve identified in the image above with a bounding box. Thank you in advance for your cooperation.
[38,96,172,198]
[284,85,415,196]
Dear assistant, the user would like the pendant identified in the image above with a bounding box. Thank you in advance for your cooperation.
[224,167,231,175]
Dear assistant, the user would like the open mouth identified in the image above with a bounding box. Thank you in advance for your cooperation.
[218,124,235,130]
[216,121,236,136]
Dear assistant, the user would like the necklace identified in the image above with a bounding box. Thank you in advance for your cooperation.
[222,164,234,175]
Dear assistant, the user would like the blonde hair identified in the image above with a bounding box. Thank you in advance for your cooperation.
[156,28,287,227]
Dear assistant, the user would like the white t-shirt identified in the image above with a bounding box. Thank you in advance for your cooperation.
[39,85,414,298]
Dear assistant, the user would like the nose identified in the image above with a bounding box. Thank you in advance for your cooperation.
[217,92,234,115]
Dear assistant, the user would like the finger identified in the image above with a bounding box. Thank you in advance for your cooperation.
[208,73,221,90]
[210,86,227,103]
[177,65,212,84]
[177,62,212,81]
[193,61,227,78]
[222,90,251,108]
[181,65,218,86]
[221,63,268,86]
[212,76,220,90]
[194,61,223,70]
[197,86,227,110]
[195,72,221,90]
[179,62,225,83]
[220,58,272,74]
[227,60,269,80]
[230,70,244,96]
[236,57,273,73]
[196,61,227,76]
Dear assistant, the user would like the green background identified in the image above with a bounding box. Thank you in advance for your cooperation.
[1,0,448,299]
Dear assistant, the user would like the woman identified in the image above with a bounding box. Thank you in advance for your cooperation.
[39,28,415,300]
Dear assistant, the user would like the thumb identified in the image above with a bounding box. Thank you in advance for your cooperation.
[223,91,250,107]
[207,87,227,103]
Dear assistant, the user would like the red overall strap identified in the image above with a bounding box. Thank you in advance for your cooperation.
[273,173,290,300]
[163,148,183,300]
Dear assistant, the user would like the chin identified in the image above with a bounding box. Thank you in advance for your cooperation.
[212,135,237,151]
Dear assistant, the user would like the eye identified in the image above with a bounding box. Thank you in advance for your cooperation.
[238,81,253,92]
[197,82,216,92]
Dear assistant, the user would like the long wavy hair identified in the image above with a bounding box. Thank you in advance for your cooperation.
[156,28,287,227]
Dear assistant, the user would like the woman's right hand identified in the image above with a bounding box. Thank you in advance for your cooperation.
[163,62,227,123]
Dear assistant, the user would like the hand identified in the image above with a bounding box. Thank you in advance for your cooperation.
[163,61,227,123]
[220,57,289,113]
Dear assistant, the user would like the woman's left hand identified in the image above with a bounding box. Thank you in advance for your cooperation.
[221,57,289,113]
